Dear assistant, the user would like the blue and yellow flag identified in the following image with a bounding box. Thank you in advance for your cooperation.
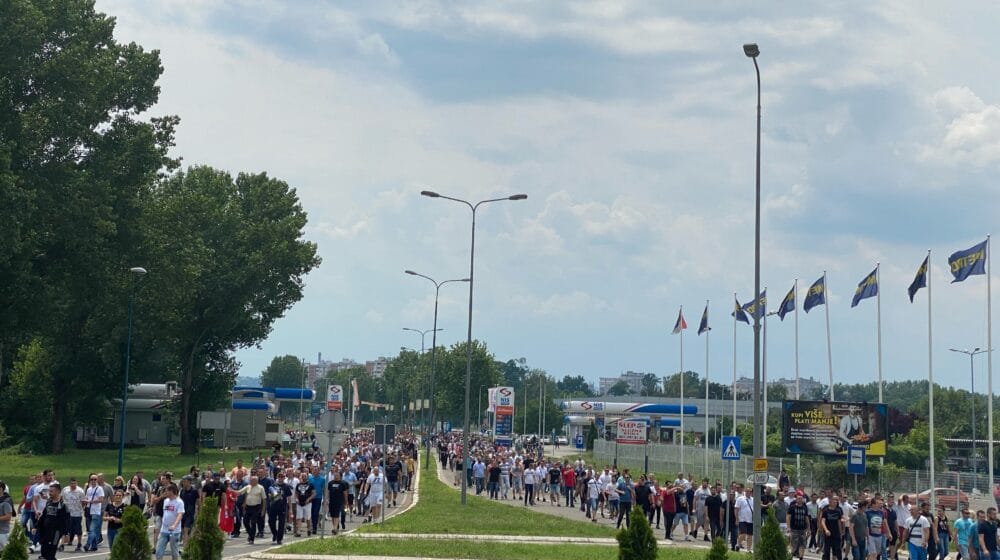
[949,239,988,283]
[732,296,749,324]
[698,303,710,335]
[777,285,795,321]
[851,267,879,308]
[908,255,928,303]
[803,275,826,313]
[742,290,766,320]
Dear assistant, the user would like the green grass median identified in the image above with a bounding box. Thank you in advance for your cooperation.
[355,460,615,537]
[273,537,707,560]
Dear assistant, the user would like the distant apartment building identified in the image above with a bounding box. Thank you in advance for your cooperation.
[366,357,389,379]
[598,371,647,395]
[733,375,825,399]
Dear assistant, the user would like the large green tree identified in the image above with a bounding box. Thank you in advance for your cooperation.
[142,167,319,453]
[262,355,306,388]
[557,374,595,397]
[0,0,177,451]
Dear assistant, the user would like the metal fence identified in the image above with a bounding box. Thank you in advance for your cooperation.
[593,439,1000,506]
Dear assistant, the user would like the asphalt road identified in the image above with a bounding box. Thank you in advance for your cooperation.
[33,432,415,560]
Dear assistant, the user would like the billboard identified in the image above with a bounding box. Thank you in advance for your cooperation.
[493,387,515,446]
[327,385,343,411]
[616,420,647,444]
[782,400,888,456]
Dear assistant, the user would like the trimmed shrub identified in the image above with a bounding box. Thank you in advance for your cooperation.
[616,505,657,560]
[754,508,791,560]
[110,507,151,560]
[1,522,30,560]
[708,536,729,560]
[182,496,225,560]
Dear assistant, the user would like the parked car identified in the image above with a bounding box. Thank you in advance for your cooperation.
[907,488,969,511]
[745,474,779,492]
[541,435,553,444]
[556,436,569,445]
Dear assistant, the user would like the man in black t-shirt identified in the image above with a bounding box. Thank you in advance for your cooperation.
[705,485,724,540]
[267,481,292,545]
[821,495,845,560]
[326,470,349,535]
[978,508,999,557]
[293,481,313,537]
[178,477,199,547]
[384,456,403,507]
[787,493,810,560]
[548,464,561,506]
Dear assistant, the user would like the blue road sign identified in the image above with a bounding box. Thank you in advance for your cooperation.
[847,446,866,475]
[721,436,741,461]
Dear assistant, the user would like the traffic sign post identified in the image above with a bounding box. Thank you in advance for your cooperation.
[722,436,742,461]
[847,446,866,475]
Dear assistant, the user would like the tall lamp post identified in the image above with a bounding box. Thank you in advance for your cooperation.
[743,41,764,548]
[402,327,442,354]
[951,347,988,487]
[421,189,527,505]
[117,266,147,477]
[405,271,469,468]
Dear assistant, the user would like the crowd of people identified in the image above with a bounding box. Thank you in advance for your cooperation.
[431,433,1000,560]
[0,429,419,560]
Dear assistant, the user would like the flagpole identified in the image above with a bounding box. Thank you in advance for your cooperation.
[680,305,685,472]
[732,293,738,437]
[824,271,835,400]
[763,303,768,457]
[794,279,801,483]
[705,299,710,476]
[988,235,994,489]
[877,262,884,467]
[928,249,936,510]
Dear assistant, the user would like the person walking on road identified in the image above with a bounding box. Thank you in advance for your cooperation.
[34,483,69,560]
[237,476,266,544]
[155,484,184,560]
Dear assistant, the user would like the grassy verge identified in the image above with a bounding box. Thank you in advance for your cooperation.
[0,446,246,482]
[274,537,709,560]
[360,460,615,537]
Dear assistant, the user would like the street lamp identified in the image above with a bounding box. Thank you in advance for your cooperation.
[743,41,763,549]
[402,327,442,354]
[420,189,527,505]
[405,271,469,468]
[951,347,988,487]
[117,266,147,477]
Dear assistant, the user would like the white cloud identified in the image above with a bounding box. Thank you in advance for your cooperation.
[356,33,399,65]
[920,87,1000,167]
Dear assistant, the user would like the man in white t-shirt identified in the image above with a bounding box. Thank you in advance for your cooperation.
[902,505,929,560]
[694,479,712,539]
[736,487,754,552]
[60,478,85,551]
[155,484,184,560]
[82,476,104,552]
[364,466,384,524]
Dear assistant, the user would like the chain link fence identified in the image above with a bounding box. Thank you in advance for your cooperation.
[593,439,1000,509]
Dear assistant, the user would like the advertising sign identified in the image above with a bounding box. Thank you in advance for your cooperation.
[494,386,515,415]
[326,384,343,411]
[782,400,888,456]
[493,387,515,447]
[616,420,647,444]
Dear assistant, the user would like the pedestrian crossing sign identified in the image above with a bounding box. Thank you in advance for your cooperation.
[721,436,741,461]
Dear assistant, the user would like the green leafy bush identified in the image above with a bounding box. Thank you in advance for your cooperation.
[109,507,151,560]
[754,508,790,560]
[182,496,225,560]
[707,536,729,560]
[1,522,30,560]
[616,506,657,560]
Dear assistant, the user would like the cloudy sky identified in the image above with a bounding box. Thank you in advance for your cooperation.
[100,1,1000,393]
